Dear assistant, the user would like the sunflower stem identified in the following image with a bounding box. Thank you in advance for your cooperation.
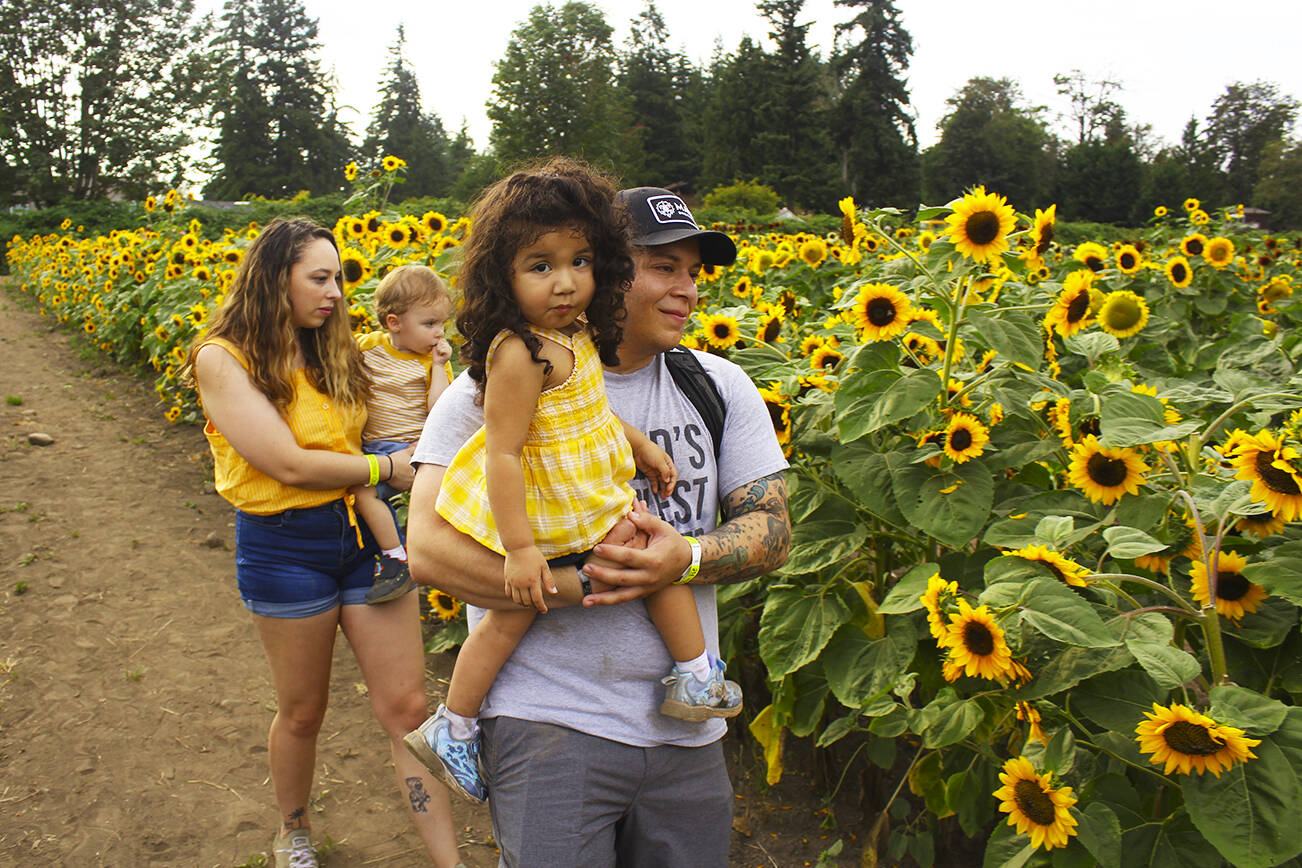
[937,283,968,412]
[1176,491,1231,686]
[1089,574,1200,615]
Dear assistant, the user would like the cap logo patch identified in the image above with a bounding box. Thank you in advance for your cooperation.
[647,194,695,227]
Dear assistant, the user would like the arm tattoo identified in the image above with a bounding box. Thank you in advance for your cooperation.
[702,471,790,585]
[404,777,431,813]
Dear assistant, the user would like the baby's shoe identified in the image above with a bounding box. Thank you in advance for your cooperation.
[660,655,743,721]
[365,554,414,604]
[403,704,487,803]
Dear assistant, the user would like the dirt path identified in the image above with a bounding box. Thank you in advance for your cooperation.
[0,284,852,867]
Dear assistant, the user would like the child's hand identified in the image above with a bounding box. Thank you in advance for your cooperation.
[633,441,678,499]
[431,337,453,366]
[504,545,555,612]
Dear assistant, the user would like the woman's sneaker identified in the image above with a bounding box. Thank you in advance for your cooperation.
[365,554,414,604]
[403,704,487,804]
[272,828,317,868]
[660,655,743,721]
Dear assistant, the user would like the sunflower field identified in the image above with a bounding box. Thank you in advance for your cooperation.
[9,164,1302,867]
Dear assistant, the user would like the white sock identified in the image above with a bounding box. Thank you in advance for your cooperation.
[443,707,479,740]
[382,545,407,561]
[678,651,712,682]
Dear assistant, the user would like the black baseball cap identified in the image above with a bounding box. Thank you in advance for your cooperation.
[616,187,737,266]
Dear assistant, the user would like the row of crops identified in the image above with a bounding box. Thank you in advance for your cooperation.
[8,166,1302,867]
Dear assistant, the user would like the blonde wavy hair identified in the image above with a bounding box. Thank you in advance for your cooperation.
[190,217,369,409]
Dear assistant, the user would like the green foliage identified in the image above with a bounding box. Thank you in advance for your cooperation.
[702,180,781,216]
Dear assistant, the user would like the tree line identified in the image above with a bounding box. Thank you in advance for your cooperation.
[3,0,1301,227]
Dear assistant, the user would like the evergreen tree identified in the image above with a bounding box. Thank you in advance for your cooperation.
[750,0,836,208]
[1253,138,1302,229]
[488,2,639,174]
[829,0,919,207]
[363,26,452,198]
[922,77,1053,207]
[619,2,702,190]
[0,0,205,205]
[1054,121,1144,224]
[205,0,350,199]
[700,38,772,194]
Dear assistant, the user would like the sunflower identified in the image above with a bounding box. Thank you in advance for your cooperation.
[1044,270,1095,337]
[849,283,913,342]
[943,599,1014,681]
[757,313,783,344]
[1235,509,1286,539]
[1229,430,1302,521]
[750,249,777,274]
[144,196,157,212]
[1073,242,1108,273]
[758,384,792,447]
[809,345,844,372]
[1016,702,1048,746]
[165,405,182,423]
[1067,435,1149,505]
[1114,244,1142,274]
[945,186,1016,263]
[1097,290,1150,338]
[344,161,358,182]
[1002,545,1091,587]
[902,331,941,365]
[1153,205,1169,217]
[1028,205,1056,256]
[1257,276,1293,313]
[422,211,448,235]
[1190,209,1211,225]
[381,154,406,172]
[1164,255,1193,289]
[1183,197,1201,212]
[699,313,742,350]
[838,196,858,243]
[799,237,828,267]
[1203,236,1235,268]
[340,248,371,289]
[943,413,989,463]
[731,275,753,300]
[799,333,829,357]
[1189,550,1268,622]
[920,573,959,641]
[993,757,1078,851]
[426,589,462,621]
[1135,703,1261,777]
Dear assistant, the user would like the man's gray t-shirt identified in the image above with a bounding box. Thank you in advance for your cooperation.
[413,350,788,748]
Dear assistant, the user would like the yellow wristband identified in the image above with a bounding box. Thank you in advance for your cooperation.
[364,453,380,487]
[676,536,701,585]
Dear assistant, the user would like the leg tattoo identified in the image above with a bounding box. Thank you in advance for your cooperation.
[404,777,431,813]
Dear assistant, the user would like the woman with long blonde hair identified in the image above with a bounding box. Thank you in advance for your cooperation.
[190,217,460,867]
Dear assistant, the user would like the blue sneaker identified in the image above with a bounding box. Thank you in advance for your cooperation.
[660,655,743,721]
[402,705,487,804]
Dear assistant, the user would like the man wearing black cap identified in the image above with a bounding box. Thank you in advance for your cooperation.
[406,187,790,865]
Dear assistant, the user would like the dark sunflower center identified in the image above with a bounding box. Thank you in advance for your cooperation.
[1163,720,1225,756]
[1255,451,1302,495]
[1084,256,1104,273]
[819,352,840,370]
[962,620,995,655]
[1120,252,1137,269]
[1066,290,1090,323]
[1171,263,1188,283]
[866,297,898,326]
[712,323,732,339]
[1185,239,1204,256]
[1012,779,1058,826]
[950,428,973,451]
[964,211,1001,245]
[342,260,364,283]
[766,401,787,430]
[1216,572,1250,601]
[762,319,781,342]
[1079,418,1101,437]
[1086,452,1129,487]
[1036,224,1054,254]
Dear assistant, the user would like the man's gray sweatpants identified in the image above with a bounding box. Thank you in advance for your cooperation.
[481,716,733,867]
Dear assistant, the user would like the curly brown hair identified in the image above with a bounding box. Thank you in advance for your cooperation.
[188,217,369,409]
[456,157,633,398]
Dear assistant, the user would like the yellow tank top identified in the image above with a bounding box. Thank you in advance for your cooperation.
[197,337,367,515]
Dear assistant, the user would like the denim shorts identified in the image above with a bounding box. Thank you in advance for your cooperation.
[234,499,379,618]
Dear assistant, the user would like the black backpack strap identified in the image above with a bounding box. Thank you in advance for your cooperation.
[663,345,726,459]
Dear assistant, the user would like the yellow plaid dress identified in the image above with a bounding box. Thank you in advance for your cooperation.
[436,326,635,558]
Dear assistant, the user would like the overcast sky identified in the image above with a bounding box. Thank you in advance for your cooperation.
[243,0,1302,152]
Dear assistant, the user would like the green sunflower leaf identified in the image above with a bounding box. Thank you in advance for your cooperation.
[1102,526,1169,558]
[831,446,907,525]
[1225,596,1300,649]
[1071,669,1163,732]
[1241,554,1302,608]
[1124,640,1202,691]
[1099,391,1203,447]
[982,822,1035,868]
[1182,738,1302,868]
[1208,685,1288,735]
[834,366,940,442]
[1019,579,1120,648]
[821,619,918,709]
[757,585,850,677]
[777,514,868,576]
[965,308,1043,369]
[877,562,939,614]
[916,692,984,748]
[889,456,995,549]
[1121,810,1221,868]
[1074,802,1122,868]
